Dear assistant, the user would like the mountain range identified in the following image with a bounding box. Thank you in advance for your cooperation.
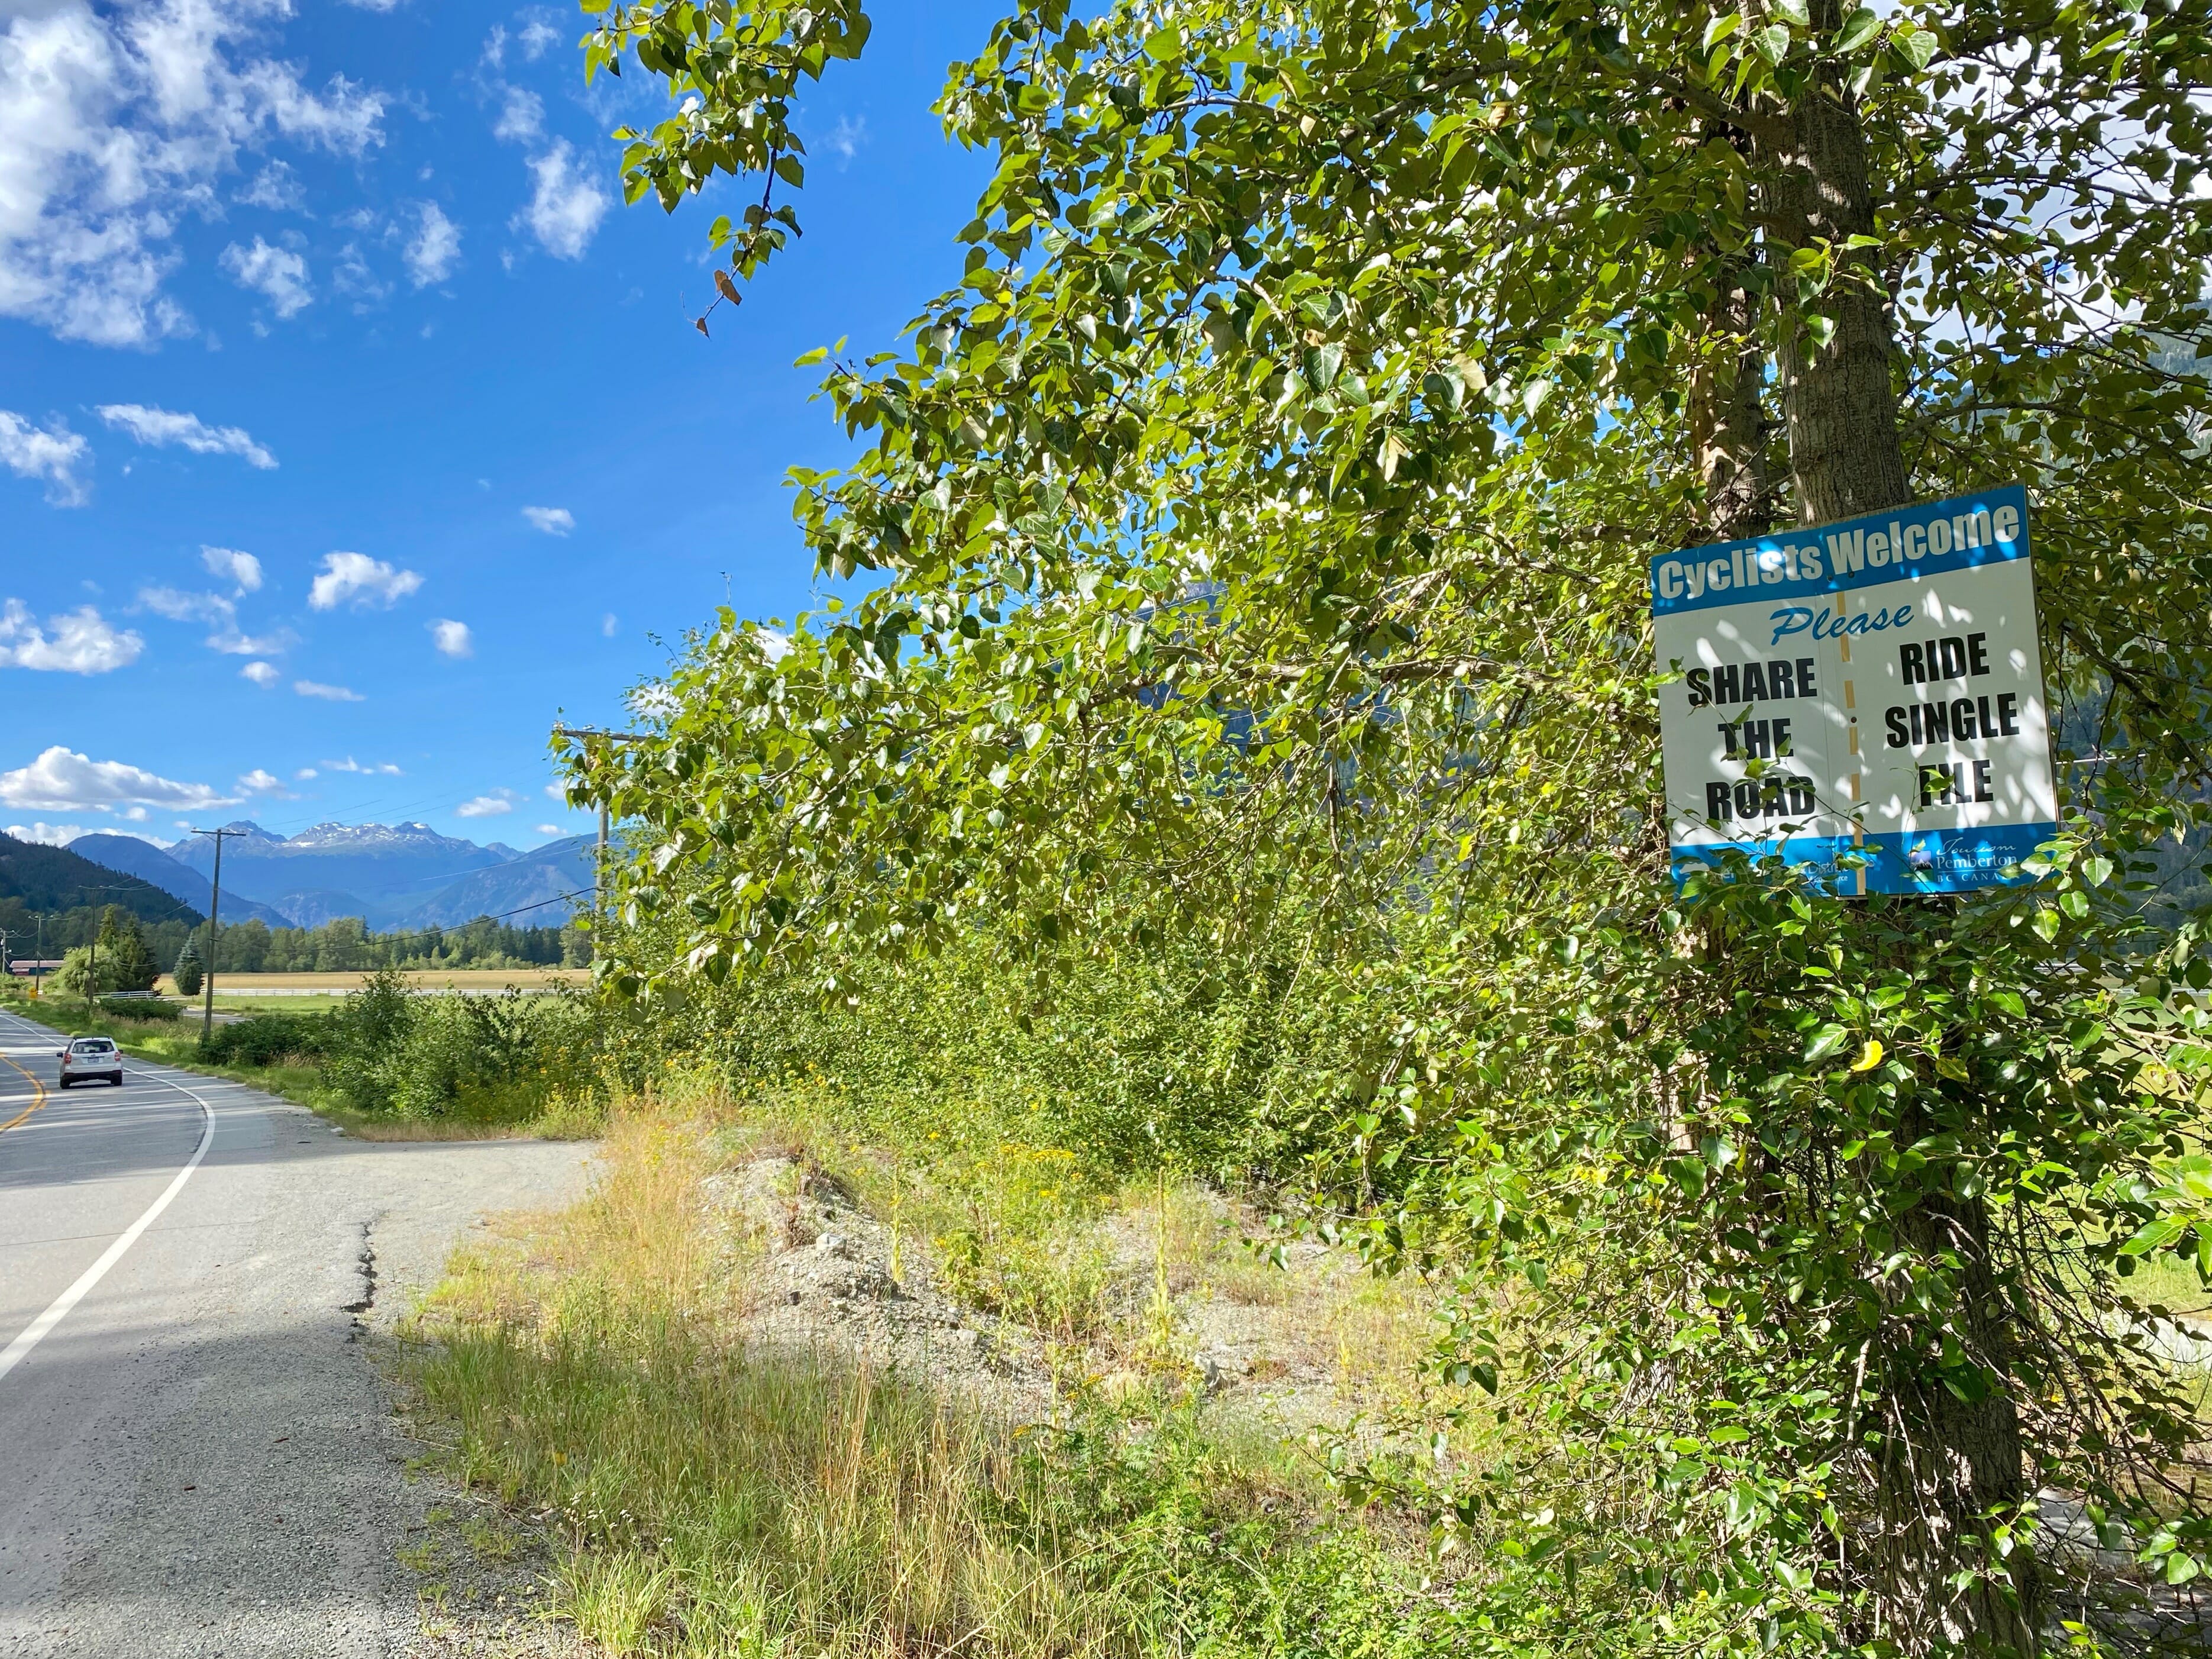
[69,834,296,928]
[66,822,596,934]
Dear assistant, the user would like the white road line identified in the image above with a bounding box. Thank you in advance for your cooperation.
[0,1020,217,1387]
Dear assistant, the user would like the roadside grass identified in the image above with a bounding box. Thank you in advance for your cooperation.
[401,1093,1462,1657]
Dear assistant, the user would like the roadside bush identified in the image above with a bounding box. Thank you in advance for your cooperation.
[101,996,180,1022]
[199,1011,334,1067]
[602,924,1302,1183]
[321,966,603,1122]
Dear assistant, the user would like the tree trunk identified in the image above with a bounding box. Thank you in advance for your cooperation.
[1758,57,1911,525]
[1755,19,2042,1648]
[1875,1192,2043,1655]
[1685,259,1775,542]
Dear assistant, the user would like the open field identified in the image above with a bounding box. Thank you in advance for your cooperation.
[150,969,589,996]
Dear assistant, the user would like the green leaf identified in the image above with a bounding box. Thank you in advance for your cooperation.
[1756,21,1793,60]
[1804,1024,1849,1063]
[1891,24,1937,69]
[1702,12,1743,52]
[1834,7,1882,50]
[1771,0,1810,25]
[2121,1216,2185,1256]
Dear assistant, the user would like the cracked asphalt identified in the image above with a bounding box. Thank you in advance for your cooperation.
[0,1006,593,1657]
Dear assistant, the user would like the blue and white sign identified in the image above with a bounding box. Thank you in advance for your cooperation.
[1651,485,2056,895]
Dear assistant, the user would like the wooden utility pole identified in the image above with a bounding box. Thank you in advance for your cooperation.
[551,727,644,940]
[191,828,244,1042]
[78,887,127,1005]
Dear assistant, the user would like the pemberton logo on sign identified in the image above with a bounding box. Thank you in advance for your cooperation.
[1650,484,2056,895]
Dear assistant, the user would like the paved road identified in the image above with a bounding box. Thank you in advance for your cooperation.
[0,1008,593,1657]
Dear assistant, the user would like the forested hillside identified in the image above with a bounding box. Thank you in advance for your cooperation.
[0,834,202,965]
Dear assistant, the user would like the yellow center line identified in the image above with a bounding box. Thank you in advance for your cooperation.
[1,1050,50,1135]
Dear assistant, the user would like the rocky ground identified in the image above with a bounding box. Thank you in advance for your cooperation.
[692,1139,1432,1442]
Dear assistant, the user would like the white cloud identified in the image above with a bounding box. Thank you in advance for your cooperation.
[522,505,573,535]
[7,821,105,846]
[0,599,142,673]
[404,201,460,286]
[824,114,867,166]
[456,792,516,818]
[533,822,561,835]
[237,160,301,211]
[429,618,472,658]
[8,820,169,846]
[0,745,235,813]
[136,585,228,623]
[241,660,279,685]
[602,612,618,637]
[294,766,317,779]
[544,780,567,800]
[135,582,292,656]
[220,235,312,317]
[325,756,402,775]
[520,141,608,260]
[209,623,292,656]
[0,0,385,347]
[98,404,276,469]
[295,679,364,701]
[0,411,92,505]
[332,240,388,309]
[237,767,283,793]
[309,551,422,610]
[491,85,541,144]
[517,17,560,59]
[201,546,262,591]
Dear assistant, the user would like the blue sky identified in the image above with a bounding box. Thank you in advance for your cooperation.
[1,0,1002,852]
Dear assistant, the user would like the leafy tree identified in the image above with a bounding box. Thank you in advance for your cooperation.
[574,0,2212,1648]
[221,916,271,974]
[49,947,98,1000]
[173,936,204,999]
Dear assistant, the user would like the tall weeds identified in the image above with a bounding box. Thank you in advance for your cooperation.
[403,1099,1457,1658]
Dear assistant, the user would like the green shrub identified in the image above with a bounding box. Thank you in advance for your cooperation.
[199,1011,334,1067]
[101,996,180,1022]
[319,966,603,1121]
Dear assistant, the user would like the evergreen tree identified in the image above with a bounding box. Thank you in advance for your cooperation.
[97,905,159,995]
[173,935,203,999]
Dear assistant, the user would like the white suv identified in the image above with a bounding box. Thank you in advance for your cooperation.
[59,1038,124,1088]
